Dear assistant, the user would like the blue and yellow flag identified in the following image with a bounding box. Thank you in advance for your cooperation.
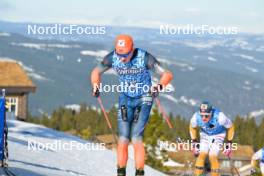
[0,97,5,160]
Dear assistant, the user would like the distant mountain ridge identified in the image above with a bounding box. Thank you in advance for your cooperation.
[0,21,264,120]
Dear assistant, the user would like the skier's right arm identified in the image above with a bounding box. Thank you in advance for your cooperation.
[90,51,113,94]
[189,113,198,140]
[190,113,200,156]
[251,149,262,167]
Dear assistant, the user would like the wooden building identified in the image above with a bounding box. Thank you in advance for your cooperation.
[0,61,36,120]
[166,144,254,176]
[93,134,117,149]
[219,145,254,176]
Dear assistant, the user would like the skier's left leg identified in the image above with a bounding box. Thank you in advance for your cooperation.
[131,94,153,175]
[209,155,219,176]
[208,133,226,176]
[117,94,134,175]
[133,142,145,171]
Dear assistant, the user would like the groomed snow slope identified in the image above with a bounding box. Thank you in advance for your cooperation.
[4,120,167,176]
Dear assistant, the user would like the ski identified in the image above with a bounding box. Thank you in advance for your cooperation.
[3,168,16,176]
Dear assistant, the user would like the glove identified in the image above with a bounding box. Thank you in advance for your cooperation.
[223,140,232,157]
[176,137,184,150]
[151,84,163,98]
[192,139,200,157]
[92,87,100,97]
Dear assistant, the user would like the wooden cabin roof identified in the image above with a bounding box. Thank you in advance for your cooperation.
[0,61,36,92]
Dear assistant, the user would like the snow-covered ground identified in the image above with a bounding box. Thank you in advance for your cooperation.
[80,50,109,58]
[11,43,80,50]
[5,120,167,176]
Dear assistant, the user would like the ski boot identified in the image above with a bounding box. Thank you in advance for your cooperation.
[117,167,126,176]
[135,169,144,176]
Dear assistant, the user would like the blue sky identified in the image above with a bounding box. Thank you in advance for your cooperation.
[0,0,263,33]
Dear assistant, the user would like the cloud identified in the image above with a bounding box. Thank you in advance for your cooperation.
[0,1,12,11]
[184,8,199,13]
[184,8,200,15]
[248,12,258,17]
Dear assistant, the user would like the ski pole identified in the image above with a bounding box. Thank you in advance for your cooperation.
[228,156,240,176]
[97,96,118,145]
[135,97,173,137]
[155,98,173,129]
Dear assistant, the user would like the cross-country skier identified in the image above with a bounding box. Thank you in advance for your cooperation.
[251,147,264,176]
[189,101,235,176]
[90,34,173,176]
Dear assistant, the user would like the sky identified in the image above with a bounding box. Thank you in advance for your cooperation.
[0,0,263,33]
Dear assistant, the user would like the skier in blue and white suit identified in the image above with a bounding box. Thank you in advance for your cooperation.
[91,34,173,176]
[189,101,235,176]
[251,147,264,175]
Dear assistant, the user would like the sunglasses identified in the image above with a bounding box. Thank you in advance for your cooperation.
[201,115,211,118]
[116,50,132,58]
[200,112,211,118]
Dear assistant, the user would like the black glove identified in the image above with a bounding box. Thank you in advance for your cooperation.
[192,139,200,157]
[223,140,232,157]
[151,84,163,98]
[92,87,100,97]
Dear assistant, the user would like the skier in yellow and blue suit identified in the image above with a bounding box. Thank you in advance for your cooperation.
[189,101,235,176]
[251,147,264,176]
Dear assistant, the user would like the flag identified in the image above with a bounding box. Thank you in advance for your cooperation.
[0,97,5,160]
